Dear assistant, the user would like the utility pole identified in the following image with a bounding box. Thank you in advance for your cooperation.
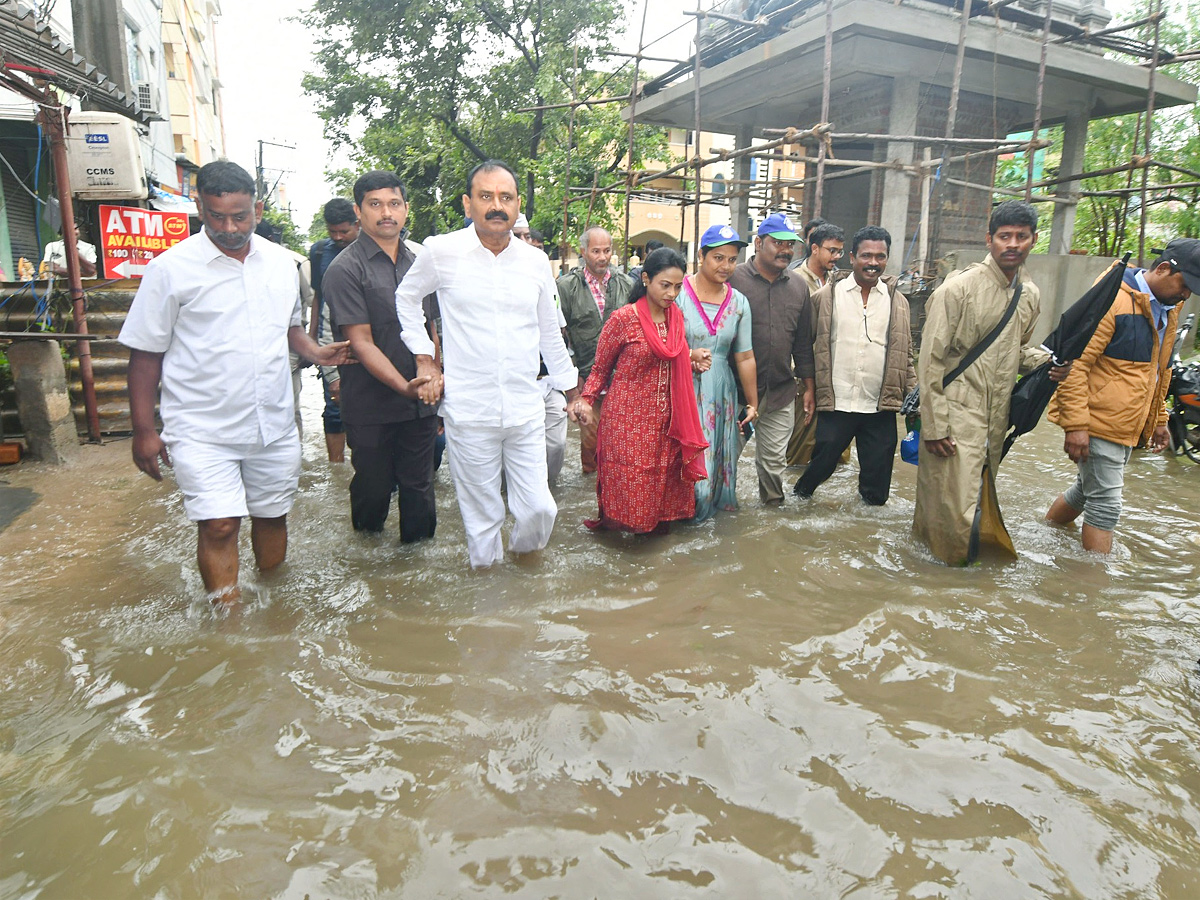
[256,138,296,202]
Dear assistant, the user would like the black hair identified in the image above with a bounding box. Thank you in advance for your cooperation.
[323,197,356,225]
[465,159,520,196]
[808,223,844,250]
[353,170,407,207]
[628,247,688,302]
[988,200,1038,235]
[851,225,891,256]
[196,160,255,198]
[803,217,828,239]
[528,228,545,243]
[645,239,665,253]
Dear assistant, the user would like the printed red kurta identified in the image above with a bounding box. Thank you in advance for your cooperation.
[582,304,696,532]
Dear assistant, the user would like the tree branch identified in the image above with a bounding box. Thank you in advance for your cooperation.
[434,114,490,161]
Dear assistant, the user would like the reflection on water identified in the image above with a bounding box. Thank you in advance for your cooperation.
[2,382,1199,898]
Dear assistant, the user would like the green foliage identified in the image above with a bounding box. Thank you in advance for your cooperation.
[300,0,665,244]
[1069,2,1200,255]
[260,206,307,255]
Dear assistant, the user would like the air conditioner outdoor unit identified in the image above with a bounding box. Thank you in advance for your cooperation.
[136,82,163,119]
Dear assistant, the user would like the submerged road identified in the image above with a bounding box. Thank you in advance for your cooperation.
[2,379,1199,898]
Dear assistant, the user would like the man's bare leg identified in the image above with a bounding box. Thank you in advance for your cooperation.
[198,517,242,604]
[325,432,345,463]
[250,515,288,571]
[1081,524,1113,554]
[1045,494,1081,526]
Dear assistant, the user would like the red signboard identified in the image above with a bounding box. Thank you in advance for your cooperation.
[99,205,189,278]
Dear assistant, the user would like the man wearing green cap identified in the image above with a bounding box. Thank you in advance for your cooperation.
[729,212,816,505]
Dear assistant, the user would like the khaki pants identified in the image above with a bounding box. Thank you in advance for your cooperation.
[755,400,795,503]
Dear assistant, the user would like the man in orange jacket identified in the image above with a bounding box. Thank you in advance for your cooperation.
[1045,239,1199,553]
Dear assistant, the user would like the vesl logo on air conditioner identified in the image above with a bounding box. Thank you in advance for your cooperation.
[85,134,111,144]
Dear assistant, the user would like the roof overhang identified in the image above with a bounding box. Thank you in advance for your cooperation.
[629,0,1197,135]
[0,0,153,126]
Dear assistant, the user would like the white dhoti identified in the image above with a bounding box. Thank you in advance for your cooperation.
[444,419,558,568]
[542,382,568,485]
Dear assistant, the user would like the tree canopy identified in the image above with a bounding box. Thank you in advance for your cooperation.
[301,0,665,248]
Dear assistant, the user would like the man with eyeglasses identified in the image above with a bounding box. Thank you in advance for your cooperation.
[788,222,846,467]
[322,170,441,541]
[794,225,916,505]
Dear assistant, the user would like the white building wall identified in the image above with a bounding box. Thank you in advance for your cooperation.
[121,0,180,189]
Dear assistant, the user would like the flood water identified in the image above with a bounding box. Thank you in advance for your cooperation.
[3,381,1200,899]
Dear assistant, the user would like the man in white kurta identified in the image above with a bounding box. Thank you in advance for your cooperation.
[394,161,580,567]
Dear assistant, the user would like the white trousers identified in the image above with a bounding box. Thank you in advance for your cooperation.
[444,419,558,568]
[542,383,568,485]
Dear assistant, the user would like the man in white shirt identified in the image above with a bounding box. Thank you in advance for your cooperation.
[42,231,98,278]
[393,159,582,567]
[794,226,916,505]
[120,160,353,606]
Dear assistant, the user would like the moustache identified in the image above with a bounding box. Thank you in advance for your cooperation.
[485,210,510,221]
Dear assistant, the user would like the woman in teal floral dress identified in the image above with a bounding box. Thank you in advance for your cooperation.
[679,226,758,521]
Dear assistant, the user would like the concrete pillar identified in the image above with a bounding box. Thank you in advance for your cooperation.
[730,125,754,241]
[880,76,920,274]
[1050,97,1093,256]
[8,340,80,464]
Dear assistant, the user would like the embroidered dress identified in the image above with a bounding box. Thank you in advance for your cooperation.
[678,281,754,520]
[582,304,697,532]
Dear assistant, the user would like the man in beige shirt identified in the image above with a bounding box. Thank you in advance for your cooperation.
[789,223,846,466]
[794,226,916,505]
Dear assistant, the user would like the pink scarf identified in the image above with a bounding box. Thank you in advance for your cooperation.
[634,298,708,482]
[682,277,733,336]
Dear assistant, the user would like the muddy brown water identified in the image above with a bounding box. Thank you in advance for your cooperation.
[2,382,1199,899]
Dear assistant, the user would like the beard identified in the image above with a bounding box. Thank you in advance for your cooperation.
[205,226,252,251]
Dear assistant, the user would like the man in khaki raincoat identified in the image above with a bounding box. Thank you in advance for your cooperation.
[913,201,1066,565]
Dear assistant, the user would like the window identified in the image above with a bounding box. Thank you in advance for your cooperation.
[125,22,143,84]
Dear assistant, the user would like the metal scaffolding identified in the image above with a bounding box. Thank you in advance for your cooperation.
[564,0,1191,273]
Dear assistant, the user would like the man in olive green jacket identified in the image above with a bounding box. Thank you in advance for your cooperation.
[557,225,634,473]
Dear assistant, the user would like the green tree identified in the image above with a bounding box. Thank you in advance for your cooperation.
[260,205,307,255]
[300,0,664,243]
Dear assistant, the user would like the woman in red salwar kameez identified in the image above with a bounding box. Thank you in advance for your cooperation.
[573,248,708,533]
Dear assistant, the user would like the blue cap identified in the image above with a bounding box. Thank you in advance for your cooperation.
[700,224,747,249]
[757,212,800,240]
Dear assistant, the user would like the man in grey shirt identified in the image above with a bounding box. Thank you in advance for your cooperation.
[729,213,816,504]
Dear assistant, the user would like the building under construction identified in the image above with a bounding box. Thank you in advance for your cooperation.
[618,0,1197,279]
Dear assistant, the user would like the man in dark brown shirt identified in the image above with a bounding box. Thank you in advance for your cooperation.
[324,170,440,540]
[729,212,816,504]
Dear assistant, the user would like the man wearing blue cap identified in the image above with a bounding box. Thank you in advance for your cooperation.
[729,212,816,505]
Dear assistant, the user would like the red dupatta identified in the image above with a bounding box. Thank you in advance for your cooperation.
[634,297,709,482]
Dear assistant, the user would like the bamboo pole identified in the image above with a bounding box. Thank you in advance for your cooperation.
[1025,0,1053,201]
[814,0,834,218]
[1139,0,1161,266]
[623,0,650,266]
[692,6,703,268]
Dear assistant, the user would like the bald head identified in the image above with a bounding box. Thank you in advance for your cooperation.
[580,226,613,277]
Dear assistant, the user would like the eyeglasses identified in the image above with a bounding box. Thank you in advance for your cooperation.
[819,245,844,258]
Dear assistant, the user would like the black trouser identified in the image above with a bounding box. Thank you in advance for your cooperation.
[793,409,898,505]
[345,416,438,540]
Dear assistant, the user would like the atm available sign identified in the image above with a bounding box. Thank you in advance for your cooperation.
[99,205,188,278]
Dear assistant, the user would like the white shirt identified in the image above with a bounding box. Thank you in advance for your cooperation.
[395,224,578,428]
[43,239,97,267]
[119,232,302,445]
[830,275,890,413]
